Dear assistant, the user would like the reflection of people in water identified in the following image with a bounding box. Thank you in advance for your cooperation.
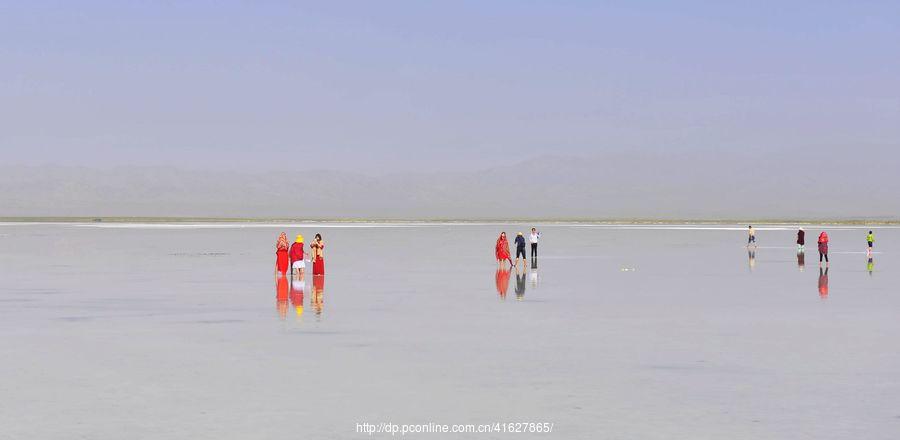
[276,274,289,319]
[748,248,756,271]
[867,256,874,276]
[514,267,526,301]
[311,275,325,317]
[495,268,510,299]
[290,275,305,319]
[797,251,805,271]
[818,267,829,299]
[530,266,539,288]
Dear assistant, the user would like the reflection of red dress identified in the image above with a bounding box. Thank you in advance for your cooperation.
[818,270,829,299]
[495,268,510,299]
[276,248,289,274]
[495,237,510,260]
[312,276,325,315]
[276,276,289,319]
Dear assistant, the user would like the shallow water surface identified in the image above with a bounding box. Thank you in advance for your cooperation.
[1,223,898,439]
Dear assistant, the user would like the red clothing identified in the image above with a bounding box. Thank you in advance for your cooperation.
[495,236,510,260]
[313,256,325,275]
[311,241,325,275]
[289,242,304,262]
[818,232,829,254]
[276,249,289,273]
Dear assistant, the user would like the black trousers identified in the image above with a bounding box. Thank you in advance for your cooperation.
[530,243,537,259]
[819,252,828,262]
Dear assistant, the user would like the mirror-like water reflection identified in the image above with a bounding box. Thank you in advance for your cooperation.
[818,267,829,299]
[6,223,900,438]
[311,275,325,318]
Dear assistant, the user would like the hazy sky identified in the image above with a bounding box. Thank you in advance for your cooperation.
[2,1,899,174]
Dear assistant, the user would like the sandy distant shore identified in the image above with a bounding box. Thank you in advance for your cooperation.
[1,217,899,225]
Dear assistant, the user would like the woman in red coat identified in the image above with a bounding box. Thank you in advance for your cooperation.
[495,232,512,269]
[275,232,290,276]
[817,231,829,266]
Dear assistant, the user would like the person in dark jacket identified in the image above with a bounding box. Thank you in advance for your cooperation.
[514,232,527,268]
[797,227,805,252]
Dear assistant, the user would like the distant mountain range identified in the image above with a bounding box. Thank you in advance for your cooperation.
[2,153,897,219]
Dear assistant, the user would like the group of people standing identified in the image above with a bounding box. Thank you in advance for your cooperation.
[795,227,832,265]
[747,225,876,266]
[274,232,326,320]
[495,228,540,268]
[275,232,326,277]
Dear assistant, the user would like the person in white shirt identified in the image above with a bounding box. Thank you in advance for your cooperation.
[529,227,540,260]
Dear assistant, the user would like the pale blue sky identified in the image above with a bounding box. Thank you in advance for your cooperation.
[2,0,898,173]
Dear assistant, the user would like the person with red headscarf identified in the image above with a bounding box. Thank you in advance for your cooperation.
[310,233,325,276]
[275,232,290,276]
[495,232,512,268]
[817,231,830,265]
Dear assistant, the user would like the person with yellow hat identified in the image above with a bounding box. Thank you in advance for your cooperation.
[289,234,306,278]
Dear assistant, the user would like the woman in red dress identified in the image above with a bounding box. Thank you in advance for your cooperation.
[311,233,325,276]
[495,232,512,269]
[275,232,290,276]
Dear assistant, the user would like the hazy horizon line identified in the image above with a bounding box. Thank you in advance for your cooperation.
[2,216,899,225]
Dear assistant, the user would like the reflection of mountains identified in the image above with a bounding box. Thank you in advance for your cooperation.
[3,152,892,217]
